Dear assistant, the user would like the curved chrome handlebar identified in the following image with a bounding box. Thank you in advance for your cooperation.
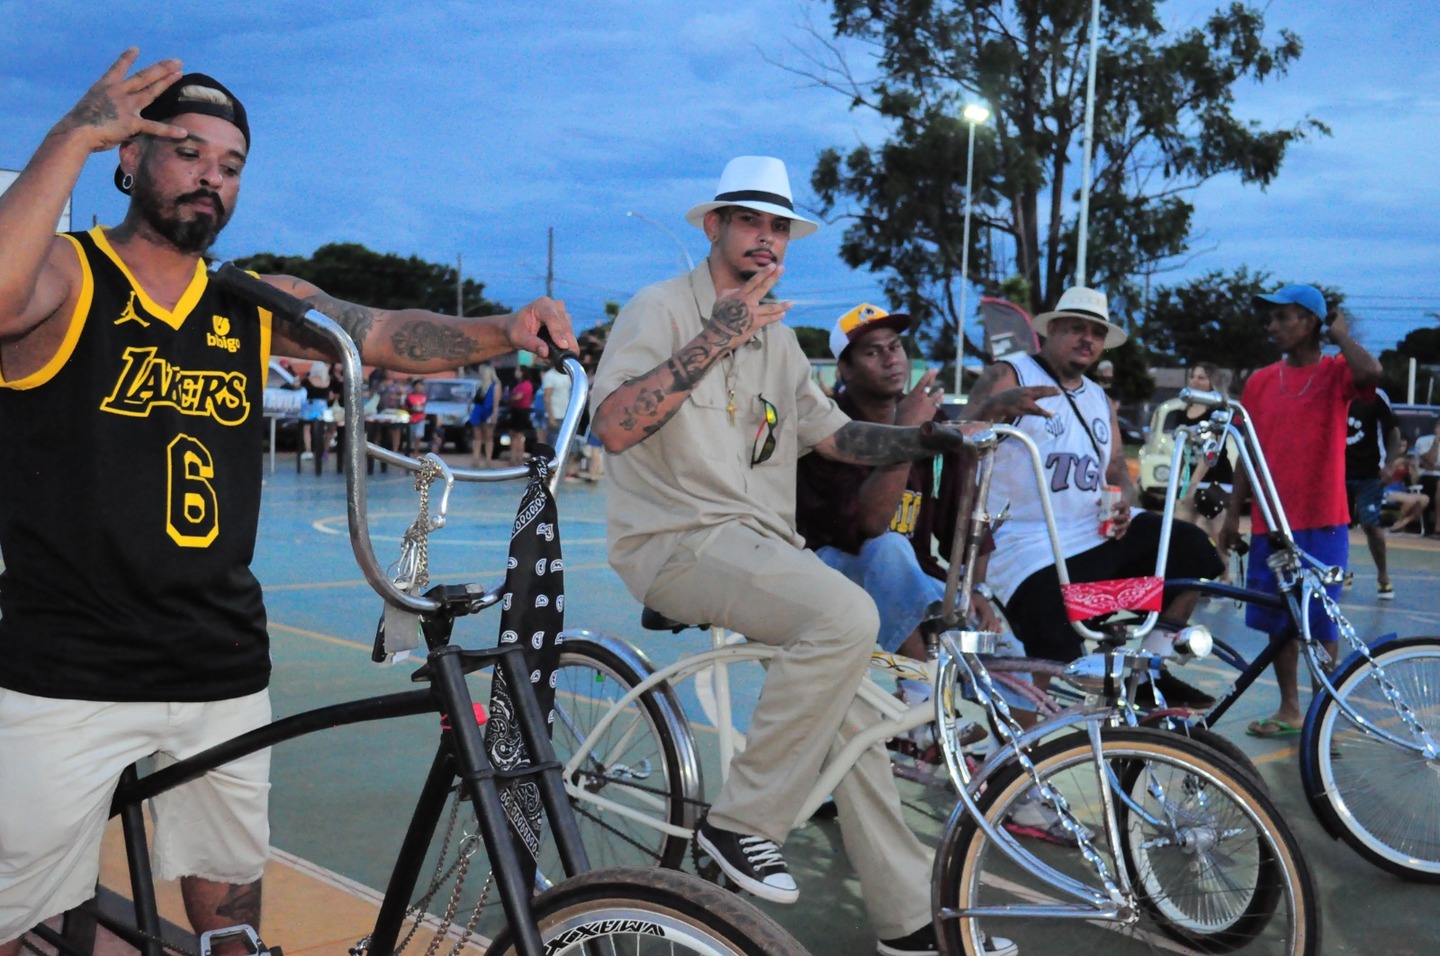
[210,262,590,614]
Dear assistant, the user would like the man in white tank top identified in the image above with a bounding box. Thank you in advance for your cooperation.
[964,288,1224,707]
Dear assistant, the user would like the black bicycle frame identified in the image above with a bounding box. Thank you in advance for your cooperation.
[33,643,588,956]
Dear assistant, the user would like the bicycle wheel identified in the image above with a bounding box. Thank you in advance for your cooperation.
[935,726,1318,956]
[1141,715,1269,795]
[543,633,699,877]
[1303,635,1440,882]
[488,866,808,955]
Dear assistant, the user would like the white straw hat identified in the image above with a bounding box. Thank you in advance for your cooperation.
[685,156,819,239]
[1032,286,1127,349]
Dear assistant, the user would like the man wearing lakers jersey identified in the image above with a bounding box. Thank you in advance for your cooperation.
[963,287,1223,705]
[0,51,574,953]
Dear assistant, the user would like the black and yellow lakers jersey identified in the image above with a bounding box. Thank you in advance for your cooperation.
[0,227,274,701]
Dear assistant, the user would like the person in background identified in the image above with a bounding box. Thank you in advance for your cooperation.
[405,377,431,453]
[0,53,573,955]
[468,361,500,468]
[1177,363,1235,566]
[1383,439,1430,535]
[1414,415,1440,536]
[298,360,330,461]
[1220,287,1383,739]
[1343,390,1400,598]
[504,367,538,464]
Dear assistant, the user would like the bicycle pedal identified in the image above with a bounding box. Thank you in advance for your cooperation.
[199,924,279,955]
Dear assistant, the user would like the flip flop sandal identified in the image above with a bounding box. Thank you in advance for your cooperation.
[1246,717,1302,738]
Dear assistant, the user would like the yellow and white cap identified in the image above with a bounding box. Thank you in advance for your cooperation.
[830,302,911,359]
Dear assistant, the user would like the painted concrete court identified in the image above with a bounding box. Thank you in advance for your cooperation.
[62,450,1440,953]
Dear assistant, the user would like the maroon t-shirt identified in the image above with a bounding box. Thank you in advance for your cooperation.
[795,391,967,580]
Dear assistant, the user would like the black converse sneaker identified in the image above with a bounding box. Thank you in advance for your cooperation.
[877,922,1018,956]
[694,817,798,904]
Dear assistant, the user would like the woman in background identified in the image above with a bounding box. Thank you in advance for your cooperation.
[468,362,500,468]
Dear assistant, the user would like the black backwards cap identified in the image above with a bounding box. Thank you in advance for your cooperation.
[114,73,250,194]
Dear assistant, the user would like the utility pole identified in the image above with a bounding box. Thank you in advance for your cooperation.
[546,227,555,298]
[456,252,464,317]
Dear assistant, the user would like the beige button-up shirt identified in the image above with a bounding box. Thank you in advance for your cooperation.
[591,261,851,601]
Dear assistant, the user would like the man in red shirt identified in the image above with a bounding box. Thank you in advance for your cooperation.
[1220,284,1382,737]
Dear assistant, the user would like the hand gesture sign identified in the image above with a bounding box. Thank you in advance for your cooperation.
[896,367,943,426]
[708,264,790,350]
[62,49,187,153]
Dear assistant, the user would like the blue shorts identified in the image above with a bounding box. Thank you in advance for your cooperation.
[815,532,944,653]
[1244,525,1347,643]
[299,397,328,422]
[1345,478,1385,527]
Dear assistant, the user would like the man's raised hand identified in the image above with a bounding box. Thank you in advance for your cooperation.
[896,367,943,426]
[63,49,186,152]
[708,264,790,348]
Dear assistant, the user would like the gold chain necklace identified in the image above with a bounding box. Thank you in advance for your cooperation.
[1278,361,1319,398]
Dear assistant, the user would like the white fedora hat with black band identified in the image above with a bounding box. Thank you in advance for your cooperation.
[685,156,819,239]
[1032,286,1127,349]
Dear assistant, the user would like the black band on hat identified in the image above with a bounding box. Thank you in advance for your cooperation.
[1058,307,1109,324]
[714,189,795,211]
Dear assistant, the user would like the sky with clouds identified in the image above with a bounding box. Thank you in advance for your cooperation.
[2,0,1436,360]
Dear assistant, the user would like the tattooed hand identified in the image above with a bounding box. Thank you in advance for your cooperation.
[59,49,187,152]
[974,385,1059,422]
[506,296,577,359]
[895,367,944,426]
[707,264,790,349]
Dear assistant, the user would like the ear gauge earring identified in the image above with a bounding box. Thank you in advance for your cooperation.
[121,173,134,191]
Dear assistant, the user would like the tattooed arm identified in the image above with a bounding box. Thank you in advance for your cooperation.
[0,49,183,339]
[263,274,575,371]
[590,264,789,454]
[811,421,941,467]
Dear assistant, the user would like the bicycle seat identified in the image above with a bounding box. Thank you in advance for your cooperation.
[640,606,708,633]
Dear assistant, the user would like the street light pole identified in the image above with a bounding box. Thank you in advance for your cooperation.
[627,210,695,272]
[1076,0,1102,285]
[956,103,990,402]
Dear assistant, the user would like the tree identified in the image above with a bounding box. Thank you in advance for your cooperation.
[233,243,507,317]
[801,0,1326,359]
[792,325,832,359]
[1378,321,1440,403]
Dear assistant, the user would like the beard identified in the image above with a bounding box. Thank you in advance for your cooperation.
[130,168,232,255]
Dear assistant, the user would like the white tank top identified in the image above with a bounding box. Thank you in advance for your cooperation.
[985,353,1114,602]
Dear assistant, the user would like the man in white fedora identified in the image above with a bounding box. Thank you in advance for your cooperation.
[965,287,1224,707]
[590,157,1016,956]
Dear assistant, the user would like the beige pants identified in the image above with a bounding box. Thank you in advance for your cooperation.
[645,522,933,939]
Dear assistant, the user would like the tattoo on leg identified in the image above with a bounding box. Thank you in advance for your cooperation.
[214,882,262,924]
[390,321,479,364]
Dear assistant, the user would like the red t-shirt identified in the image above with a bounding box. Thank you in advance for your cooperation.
[1240,355,1365,533]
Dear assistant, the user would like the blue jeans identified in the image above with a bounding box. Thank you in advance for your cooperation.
[815,532,944,653]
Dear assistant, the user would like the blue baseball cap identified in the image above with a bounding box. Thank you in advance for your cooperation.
[1252,284,1327,320]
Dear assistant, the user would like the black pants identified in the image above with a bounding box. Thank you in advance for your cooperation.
[1005,512,1225,662]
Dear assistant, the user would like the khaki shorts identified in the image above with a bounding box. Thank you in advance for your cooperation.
[0,689,271,944]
